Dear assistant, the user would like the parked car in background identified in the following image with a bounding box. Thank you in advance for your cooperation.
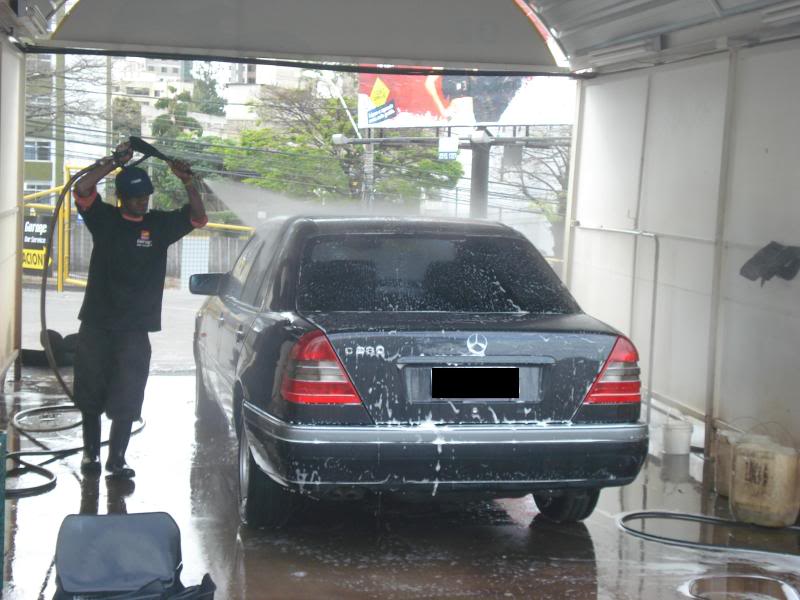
[191,216,648,528]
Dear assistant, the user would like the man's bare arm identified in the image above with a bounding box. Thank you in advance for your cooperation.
[74,141,132,198]
[169,159,207,224]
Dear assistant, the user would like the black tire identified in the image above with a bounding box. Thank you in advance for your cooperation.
[238,426,293,528]
[533,489,600,523]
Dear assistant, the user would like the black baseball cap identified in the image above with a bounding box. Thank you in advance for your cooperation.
[115,166,154,199]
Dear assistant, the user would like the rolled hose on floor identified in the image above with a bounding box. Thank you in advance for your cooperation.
[6,405,144,498]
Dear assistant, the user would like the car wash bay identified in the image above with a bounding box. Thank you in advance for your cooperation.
[3,1,800,598]
[3,369,799,598]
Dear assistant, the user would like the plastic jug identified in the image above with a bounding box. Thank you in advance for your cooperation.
[729,436,800,527]
[714,430,742,498]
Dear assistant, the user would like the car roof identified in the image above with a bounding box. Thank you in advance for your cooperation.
[256,215,520,238]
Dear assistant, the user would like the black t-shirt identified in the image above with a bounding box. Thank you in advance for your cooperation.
[78,193,195,331]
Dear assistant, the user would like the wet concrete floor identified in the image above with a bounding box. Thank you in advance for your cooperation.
[3,370,800,599]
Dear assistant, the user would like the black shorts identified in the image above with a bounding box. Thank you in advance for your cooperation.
[73,322,151,421]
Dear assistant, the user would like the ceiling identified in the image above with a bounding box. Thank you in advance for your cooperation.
[541,0,800,72]
[43,0,562,73]
[5,0,800,73]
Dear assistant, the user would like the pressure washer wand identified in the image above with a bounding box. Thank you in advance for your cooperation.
[128,136,173,164]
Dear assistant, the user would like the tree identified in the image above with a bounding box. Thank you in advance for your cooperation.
[112,97,142,139]
[191,63,226,116]
[25,54,106,137]
[504,125,572,259]
[150,88,203,210]
[152,88,203,139]
[223,82,462,207]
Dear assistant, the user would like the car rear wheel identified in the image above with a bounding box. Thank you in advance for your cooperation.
[238,426,293,528]
[533,489,600,523]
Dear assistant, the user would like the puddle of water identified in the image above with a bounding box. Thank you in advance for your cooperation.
[680,575,800,600]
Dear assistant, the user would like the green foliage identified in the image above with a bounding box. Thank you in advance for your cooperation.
[152,88,202,139]
[373,137,462,208]
[112,97,142,138]
[191,63,226,116]
[150,88,204,210]
[206,210,242,225]
[222,84,462,207]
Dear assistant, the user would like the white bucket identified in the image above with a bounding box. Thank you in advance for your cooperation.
[663,419,693,455]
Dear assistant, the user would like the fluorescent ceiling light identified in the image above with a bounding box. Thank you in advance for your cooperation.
[763,1,800,25]
[587,39,661,66]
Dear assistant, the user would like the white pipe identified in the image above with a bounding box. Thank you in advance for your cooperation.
[573,223,660,426]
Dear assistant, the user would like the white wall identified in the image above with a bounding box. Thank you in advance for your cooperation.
[0,38,24,379]
[717,41,800,437]
[569,40,800,440]
[570,77,648,333]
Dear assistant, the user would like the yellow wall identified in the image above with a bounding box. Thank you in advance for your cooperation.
[0,38,24,378]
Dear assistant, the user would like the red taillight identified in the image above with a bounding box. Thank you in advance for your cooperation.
[280,331,362,405]
[583,337,641,405]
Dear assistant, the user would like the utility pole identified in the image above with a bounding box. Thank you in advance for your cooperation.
[469,143,490,219]
[53,3,66,190]
[106,56,113,154]
[363,141,374,210]
[54,54,65,189]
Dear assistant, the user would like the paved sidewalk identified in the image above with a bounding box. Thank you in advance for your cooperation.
[22,286,206,373]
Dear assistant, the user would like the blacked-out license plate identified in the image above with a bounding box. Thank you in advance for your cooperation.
[431,367,519,399]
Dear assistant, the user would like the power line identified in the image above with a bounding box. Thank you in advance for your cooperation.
[33,136,563,206]
[26,81,359,112]
[38,145,564,217]
[27,120,565,196]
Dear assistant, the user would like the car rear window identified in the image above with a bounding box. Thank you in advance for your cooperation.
[296,234,579,314]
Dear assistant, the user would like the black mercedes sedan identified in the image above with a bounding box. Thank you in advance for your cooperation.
[191,216,648,528]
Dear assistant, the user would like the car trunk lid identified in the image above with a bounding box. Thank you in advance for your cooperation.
[304,312,619,425]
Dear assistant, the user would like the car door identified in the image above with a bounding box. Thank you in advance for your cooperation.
[211,238,263,406]
[196,292,226,394]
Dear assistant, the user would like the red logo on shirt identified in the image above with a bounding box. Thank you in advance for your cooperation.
[137,229,153,248]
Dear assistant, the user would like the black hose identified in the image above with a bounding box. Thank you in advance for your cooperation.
[6,408,145,498]
[39,163,98,401]
[618,510,800,557]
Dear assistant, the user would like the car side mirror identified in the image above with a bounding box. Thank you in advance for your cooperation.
[189,273,226,296]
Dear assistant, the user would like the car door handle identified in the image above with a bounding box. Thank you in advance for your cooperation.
[235,327,245,342]
[217,315,225,325]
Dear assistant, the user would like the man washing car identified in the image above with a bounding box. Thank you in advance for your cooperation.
[72,140,208,478]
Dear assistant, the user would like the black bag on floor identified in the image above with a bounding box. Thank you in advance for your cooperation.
[53,512,215,599]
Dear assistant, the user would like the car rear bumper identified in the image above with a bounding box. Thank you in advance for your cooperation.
[243,402,649,495]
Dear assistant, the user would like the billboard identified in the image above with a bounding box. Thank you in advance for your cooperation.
[358,74,574,129]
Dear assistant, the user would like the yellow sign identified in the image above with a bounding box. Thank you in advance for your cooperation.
[22,248,49,270]
[369,77,390,107]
